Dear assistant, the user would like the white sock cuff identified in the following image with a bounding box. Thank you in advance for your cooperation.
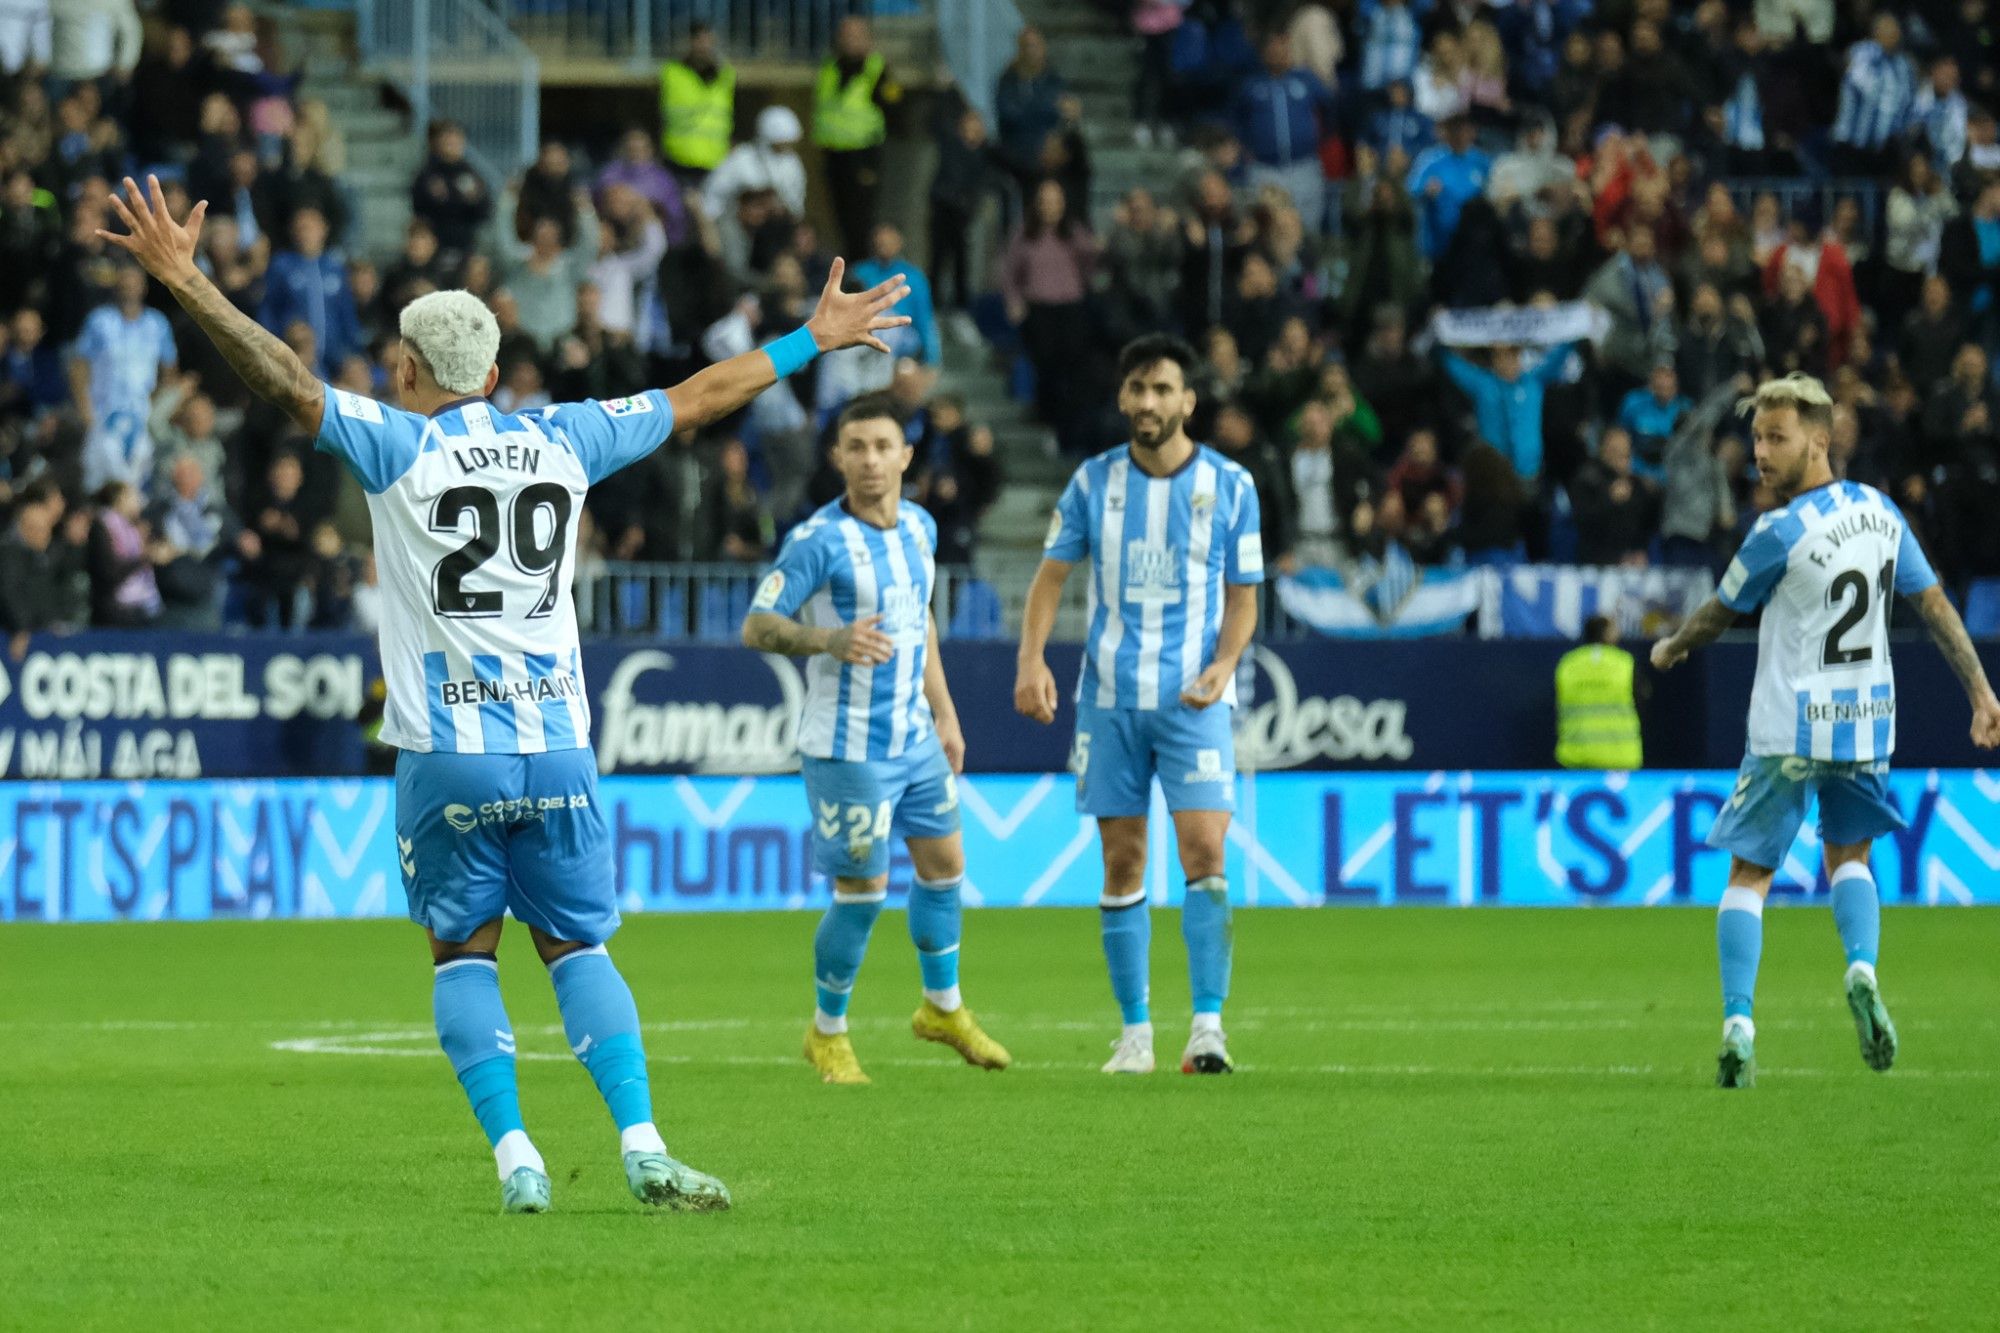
[493,1129,543,1181]
[546,943,608,974]
[913,874,963,893]
[833,887,888,904]
[435,956,499,976]
[1719,886,1766,917]
[620,1122,667,1156]
[1830,861,1875,888]
[1101,888,1146,909]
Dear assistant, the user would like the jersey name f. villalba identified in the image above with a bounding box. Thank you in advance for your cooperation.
[315,386,673,754]
[1044,444,1264,710]
[1719,480,1938,762]
[754,499,938,762]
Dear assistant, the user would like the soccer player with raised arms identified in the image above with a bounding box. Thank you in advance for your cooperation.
[742,396,1011,1084]
[1014,334,1263,1075]
[98,175,910,1210]
[1652,373,2000,1088]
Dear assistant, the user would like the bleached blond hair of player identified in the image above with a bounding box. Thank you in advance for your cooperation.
[1737,372,1834,437]
[399,290,501,395]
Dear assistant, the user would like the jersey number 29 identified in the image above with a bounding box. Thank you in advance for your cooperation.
[432,483,572,619]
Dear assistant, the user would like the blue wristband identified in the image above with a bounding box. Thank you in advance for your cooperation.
[765,325,821,378]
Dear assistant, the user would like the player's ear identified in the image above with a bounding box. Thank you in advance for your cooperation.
[483,363,501,398]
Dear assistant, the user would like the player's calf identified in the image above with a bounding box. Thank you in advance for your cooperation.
[433,948,548,1209]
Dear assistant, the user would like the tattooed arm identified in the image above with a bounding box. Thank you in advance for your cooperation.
[1911,585,2000,747]
[741,611,894,666]
[98,175,323,434]
[1649,596,1740,671]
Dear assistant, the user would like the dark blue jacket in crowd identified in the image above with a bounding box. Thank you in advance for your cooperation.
[4,344,68,416]
[259,250,360,376]
[1366,105,1434,158]
[1232,67,1336,167]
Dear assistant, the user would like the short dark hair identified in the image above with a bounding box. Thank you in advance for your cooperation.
[1582,613,1617,644]
[835,394,904,438]
[1117,333,1200,386]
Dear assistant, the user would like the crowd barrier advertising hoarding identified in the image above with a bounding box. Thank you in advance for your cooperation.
[3,769,1995,923]
[5,633,1997,779]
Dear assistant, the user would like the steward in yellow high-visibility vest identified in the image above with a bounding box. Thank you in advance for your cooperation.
[658,23,734,175]
[1555,615,1644,770]
[814,15,899,253]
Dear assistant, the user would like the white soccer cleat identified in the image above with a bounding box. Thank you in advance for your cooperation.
[1180,1026,1234,1075]
[1101,1029,1155,1074]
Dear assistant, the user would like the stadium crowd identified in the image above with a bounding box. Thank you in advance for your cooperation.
[7,0,2000,645]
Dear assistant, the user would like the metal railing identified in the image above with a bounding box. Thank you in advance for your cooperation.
[576,561,1024,640]
[358,0,542,185]
[1719,177,1885,239]
[495,0,878,65]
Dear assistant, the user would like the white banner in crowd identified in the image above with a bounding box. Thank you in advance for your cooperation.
[1422,301,1611,349]
[1276,564,1715,640]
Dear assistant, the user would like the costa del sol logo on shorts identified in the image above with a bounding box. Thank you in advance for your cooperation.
[444,804,478,832]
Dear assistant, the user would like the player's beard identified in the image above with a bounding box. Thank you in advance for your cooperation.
[1127,410,1184,452]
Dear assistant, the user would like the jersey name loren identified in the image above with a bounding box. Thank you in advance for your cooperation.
[449,442,544,477]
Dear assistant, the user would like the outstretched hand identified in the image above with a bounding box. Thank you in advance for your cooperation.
[98,175,206,286]
[805,257,911,356]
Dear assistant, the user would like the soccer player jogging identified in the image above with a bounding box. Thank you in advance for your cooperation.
[99,175,911,1209]
[1652,373,2000,1089]
[1014,335,1263,1076]
[741,397,1010,1084]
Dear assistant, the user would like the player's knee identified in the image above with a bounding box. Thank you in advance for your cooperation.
[429,918,503,963]
[1822,841,1873,873]
[834,875,889,901]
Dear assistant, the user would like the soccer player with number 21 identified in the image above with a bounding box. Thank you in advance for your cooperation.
[1652,373,2000,1089]
[99,173,912,1212]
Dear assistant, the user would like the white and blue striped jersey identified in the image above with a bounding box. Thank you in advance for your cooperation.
[1720,481,1937,763]
[315,386,674,754]
[756,499,938,762]
[1045,444,1264,711]
[1832,40,1917,150]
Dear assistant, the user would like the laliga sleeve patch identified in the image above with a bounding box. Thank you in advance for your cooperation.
[599,394,655,418]
[332,388,384,423]
[1236,533,1264,575]
[1044,511,1065,549]
[751,571,785,610]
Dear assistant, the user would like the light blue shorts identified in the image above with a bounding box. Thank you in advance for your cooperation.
[1706,752,1906,870]
[1073,699,1237,817]
[394,747,616,945]
[799,732,962,879]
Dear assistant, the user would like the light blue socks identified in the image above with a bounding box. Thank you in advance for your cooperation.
[1829,862,1881,969]
[1183,876,1233,1017]
[1100,891,1152,1026]
[434,953,541,1179]
[548,946,657,1145]
[909,874,963,1009]
[814,890,886,1032]
[1717,885,1764,1022]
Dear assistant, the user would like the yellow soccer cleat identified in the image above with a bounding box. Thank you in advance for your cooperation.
[803,1026,870,1085]
[911,1001,1012,1070]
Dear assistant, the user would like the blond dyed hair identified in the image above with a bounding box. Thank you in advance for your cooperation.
[1738,372,1834,437]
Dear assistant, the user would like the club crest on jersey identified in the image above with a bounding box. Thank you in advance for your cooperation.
[599,395,654,418]
[1191,492,1214,514]
[752,571,785,610]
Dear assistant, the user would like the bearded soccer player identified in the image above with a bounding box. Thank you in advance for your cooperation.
[100,174,910,1210]
[741,396,1010,1084]
[1652,373,2000,1088]
[1014,334,1263,1075]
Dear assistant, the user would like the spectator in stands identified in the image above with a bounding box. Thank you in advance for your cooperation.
[1221,252,1301,367]
[1760,261,1830,378]
[552,283,646,404]
[1911,55,1968,176]
[1366,79,1433,160]
[854,222,938,365]
[1571,428,1659,567]
[928,106,1004,331]
[71,265,176,494]
[129,25,205,168]
[594,127,691,249]
[276,103,350,247]
[1676,284,1764,401]
[1211,401,1296,574]
[1882,152,1957,330]
[1956,105,2000,198]
[1130,0,1181,149]
[1385,428,1462,520]
[1414,29,1472,123]
[1921,343,1999,472]
[586,185,666,341]
[1583,227,1673,406]
[146,369,224,499]
[1179,168,1255,337]
[258,207,359,377]
[1659,380,1744,569]
[1899,275,1965,396]
[1831,12,1917,179]
[146,452,241,629]
[383,218,453,313]
[1232,31,1335,233]
[50,0,140,101]
[658,23,735,184]
[85,480,162,627]
[4,308,67,424]
[1359,0,1423,95]
[0,0,50,79]
[1336,154,1423,343]
[813,15,898,254]
[1001,177,1099,454]
[516,141,580,247]
[1353,307,1438,447]
[1764,215,1860,371]
[243,450,313,629]
[0,171,61,314]
[1408,114,1492,263]
[410,119,491,262]
[704,105,807,263]
[1617,360,1693,478]
[920,399,998,564]
[1940,177,2000,341]
[699,438,771,563]
[306,521,362,630]
[500,210,597,354]
[1437,339,1572,482]
[994,26,1067,193]
[0,479,84,645]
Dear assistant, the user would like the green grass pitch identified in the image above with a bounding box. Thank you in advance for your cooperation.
[2,907,1996,1331]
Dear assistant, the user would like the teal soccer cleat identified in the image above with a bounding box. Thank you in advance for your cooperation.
[1715,1017,1755,1089]
[624,1151,732,1212]
[1845,965,1898,1072]
[502,1167,551,1214]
